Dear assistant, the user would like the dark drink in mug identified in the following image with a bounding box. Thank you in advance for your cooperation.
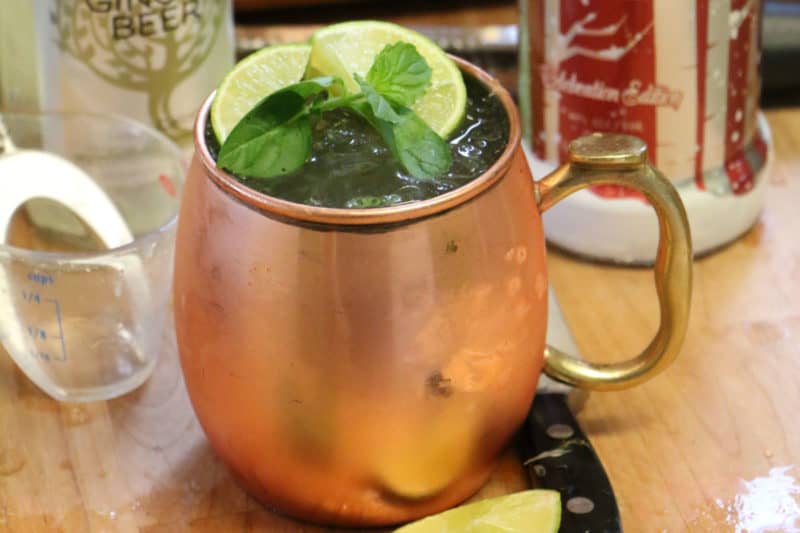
[206,74,509,208]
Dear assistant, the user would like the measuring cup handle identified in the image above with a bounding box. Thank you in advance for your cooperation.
[534,133,693,391]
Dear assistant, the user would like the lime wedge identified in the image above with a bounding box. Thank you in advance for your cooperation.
[211,43,312,143]
[394,490,561,533]
[309,21,467,138]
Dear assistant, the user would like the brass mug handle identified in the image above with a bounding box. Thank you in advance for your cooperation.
[535,133,693,391]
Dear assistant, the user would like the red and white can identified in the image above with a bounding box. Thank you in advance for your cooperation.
[519,0,772,263]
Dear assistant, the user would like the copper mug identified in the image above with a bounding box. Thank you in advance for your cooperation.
[174,57,692,526]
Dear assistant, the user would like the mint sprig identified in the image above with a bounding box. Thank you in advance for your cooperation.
[217,42,452,181]
[365,42,432,107]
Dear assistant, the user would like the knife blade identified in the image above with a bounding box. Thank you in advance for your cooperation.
[518,287,622,533]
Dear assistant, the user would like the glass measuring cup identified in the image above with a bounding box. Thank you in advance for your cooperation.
[0,111,184,402]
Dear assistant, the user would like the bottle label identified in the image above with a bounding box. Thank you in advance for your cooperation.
[522,0,768,198]
[45,0,233,146]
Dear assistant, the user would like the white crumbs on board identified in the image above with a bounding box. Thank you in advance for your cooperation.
[715,466,800,533]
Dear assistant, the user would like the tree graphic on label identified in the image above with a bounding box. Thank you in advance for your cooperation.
[51,0,225,145]
[555,14,653,63]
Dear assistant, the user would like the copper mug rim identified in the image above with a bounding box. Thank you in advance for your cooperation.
[193,55,522,227]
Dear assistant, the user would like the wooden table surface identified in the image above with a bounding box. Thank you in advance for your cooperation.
[3,3,800,532]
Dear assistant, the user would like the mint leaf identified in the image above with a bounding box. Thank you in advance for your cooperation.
[367,42,432,107]
[220,117,312,178]
[392,108,452,179]
[358,44,448,179]
[348,100,450,181]
[355,74,402,124]
[218,78,337,178]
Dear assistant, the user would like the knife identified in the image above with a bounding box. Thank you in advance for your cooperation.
[518,287,622,533]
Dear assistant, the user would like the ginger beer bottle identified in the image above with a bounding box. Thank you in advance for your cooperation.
[518,0,770,263]
[0,0,235,149]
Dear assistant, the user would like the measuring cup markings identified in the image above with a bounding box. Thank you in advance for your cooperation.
[21,270,67,363]
[0,112,182,401]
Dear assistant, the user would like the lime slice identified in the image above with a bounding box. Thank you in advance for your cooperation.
[394,490,561,533]
[309,21,467,138]
[211,43,312,143]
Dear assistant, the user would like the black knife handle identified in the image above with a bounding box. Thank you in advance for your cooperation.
[519,393,622,533]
